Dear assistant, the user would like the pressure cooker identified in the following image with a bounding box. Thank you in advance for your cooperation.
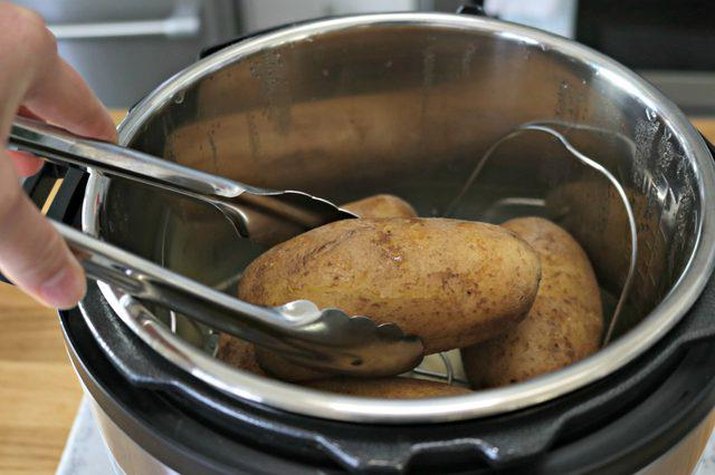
[21,11,715,474]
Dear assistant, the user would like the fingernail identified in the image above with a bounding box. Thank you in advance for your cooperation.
[38,265,87,309]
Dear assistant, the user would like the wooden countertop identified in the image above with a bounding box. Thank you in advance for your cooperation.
[1,114,714,474]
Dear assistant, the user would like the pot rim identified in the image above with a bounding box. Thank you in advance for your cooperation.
[81,12,715,424]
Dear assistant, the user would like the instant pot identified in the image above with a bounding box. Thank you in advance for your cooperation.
[20,11,715,474]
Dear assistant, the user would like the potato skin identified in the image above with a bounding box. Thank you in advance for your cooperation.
[253,347,334,381]
[216,333,336,380]
[239,218,541,356]
[215,334,266,376]
[214,335,471,398]
[304,377,471,399]
[342,194,417,219]
[461,217,603,388]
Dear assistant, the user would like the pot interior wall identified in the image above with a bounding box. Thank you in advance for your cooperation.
[98,19,700,348]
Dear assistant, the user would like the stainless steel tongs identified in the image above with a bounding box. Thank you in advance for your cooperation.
[10,117,425,377]
[11,116,358,247]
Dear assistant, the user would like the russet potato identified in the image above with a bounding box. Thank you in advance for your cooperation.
[240,218,541,360]
[215,334,265,376]
[217,193,419,381]
[461,217,603,388]
[341,194,417,219]
[304,377,471,399]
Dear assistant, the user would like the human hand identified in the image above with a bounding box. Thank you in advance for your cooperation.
[0,3,116,308]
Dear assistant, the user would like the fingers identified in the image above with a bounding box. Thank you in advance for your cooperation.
[8,150,43,176]
[24,59,117,142]
[0,3,112,308]
[0,151,86,308]
[0,4,116,142]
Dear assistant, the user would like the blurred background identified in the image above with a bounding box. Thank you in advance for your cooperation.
[12,0,715,114]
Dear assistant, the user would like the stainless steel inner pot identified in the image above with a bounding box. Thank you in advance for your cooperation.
[80,13,715,423]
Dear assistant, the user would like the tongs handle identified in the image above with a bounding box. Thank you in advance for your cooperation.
[9,117,247,199]
[54,222,305,345]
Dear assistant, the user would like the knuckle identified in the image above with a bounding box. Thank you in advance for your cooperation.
[2,4,56,56]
